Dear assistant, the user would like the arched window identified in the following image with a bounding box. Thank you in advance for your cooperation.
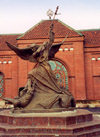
[0,72,4,97]
[49,60,68,90]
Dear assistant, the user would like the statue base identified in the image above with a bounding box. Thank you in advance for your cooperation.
[0,109,100,136]
[12,107,74,113]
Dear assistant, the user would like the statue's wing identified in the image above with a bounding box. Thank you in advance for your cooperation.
[6,42,38,60]
[48,43,62,60]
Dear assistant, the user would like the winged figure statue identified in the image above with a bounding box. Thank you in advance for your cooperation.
[2,24,75,111]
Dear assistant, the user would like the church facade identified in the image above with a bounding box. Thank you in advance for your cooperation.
[0,19,100,101]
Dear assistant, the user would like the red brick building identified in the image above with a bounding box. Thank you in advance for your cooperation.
[0,19,100,101]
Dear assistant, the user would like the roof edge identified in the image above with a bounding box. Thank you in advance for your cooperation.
[57,19,83,36]
[17,20,45,40]
[0,33,22,36]
[78,28,100,32]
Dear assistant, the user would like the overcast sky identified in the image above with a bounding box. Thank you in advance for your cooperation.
[0,0,100,34]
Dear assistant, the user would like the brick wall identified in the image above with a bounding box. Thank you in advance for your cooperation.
[1,36,100,100]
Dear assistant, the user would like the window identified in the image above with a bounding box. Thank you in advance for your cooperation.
[0,72,4,97]
[92,57,96,61]
[97,57,100,61]
[49,60,68,90]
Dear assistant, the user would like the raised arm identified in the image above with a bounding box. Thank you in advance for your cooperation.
[48,23,55,47]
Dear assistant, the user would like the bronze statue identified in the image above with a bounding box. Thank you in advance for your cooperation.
[2,23,75,111]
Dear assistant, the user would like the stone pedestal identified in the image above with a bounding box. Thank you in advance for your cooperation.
[0,109,100,137]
